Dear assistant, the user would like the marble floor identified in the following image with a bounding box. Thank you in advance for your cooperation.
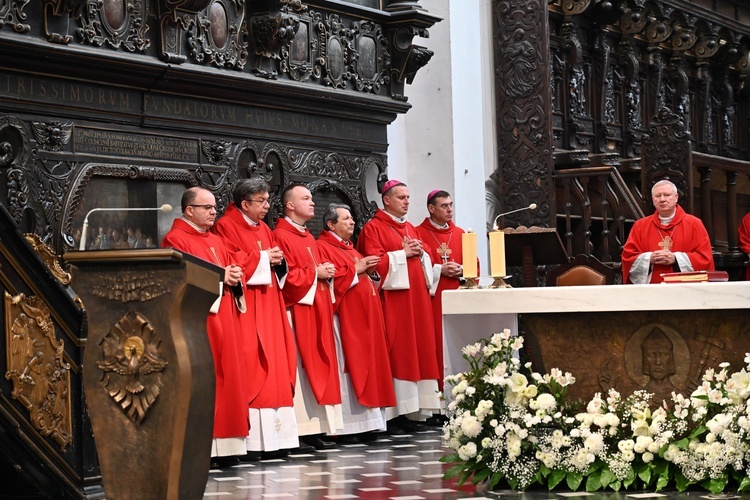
[203,427,749,499]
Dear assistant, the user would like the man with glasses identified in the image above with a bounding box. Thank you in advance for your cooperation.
[213,178,300,458]
[162,186,251,467]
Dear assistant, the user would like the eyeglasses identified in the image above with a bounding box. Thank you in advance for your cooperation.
[188,204,217,211]
[247,198,270,207]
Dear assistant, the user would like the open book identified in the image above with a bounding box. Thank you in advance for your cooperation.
[660,270,729,283]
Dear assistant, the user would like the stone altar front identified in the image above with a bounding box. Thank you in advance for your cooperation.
[442,283,750,404]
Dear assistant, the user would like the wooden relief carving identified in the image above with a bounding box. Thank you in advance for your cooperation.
[4,292,73,451]
[24,233,71,285]
[31,122,73,152]
[189,0,248,69]
[492,0,553,227]
[0,0,31,33]
[281,13,316,82]
[641,106,691,203]
[352,21,390,94]
[78,0,150,52]
[43,0,86,43]
[250,1,306,79]
[321,14,350,89]
[96,311,168,424]
[156,0,212,63]
[91,271,169,302]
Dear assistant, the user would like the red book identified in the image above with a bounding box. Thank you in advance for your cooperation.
[660,270,729,283]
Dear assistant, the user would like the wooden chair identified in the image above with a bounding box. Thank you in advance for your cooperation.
[545,253,615,286]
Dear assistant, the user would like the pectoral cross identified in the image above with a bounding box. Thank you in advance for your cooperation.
[437,242,452,263]
[658,235,673,252]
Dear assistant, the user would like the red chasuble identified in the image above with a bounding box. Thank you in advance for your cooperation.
[213,204,297,408]
[356,210,439,382]
[162,217,249,439]
[317,230,397,408]
[739,214,750,281]
[273,218,341,405]
[621,205,714,284]
[415,219,471,390]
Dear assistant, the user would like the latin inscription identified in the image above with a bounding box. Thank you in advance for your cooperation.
[1,71,137,112]
[75,128,198,162]
[143,95,385,145]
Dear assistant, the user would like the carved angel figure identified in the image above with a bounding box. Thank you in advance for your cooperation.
[500,29,537,99]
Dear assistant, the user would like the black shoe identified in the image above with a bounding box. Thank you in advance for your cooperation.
[395,415,425,433]
[302,434,336,450]
[357,431,379,443]
[331,434,360,445]
[210,456,240,469]
[425,414,449,427]
[261,449,289,460]
[386,419,406,435]
[289,442,316,454]
[241,451,261,462]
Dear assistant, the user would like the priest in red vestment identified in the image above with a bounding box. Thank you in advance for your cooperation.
[273,184,342,448]
[356,180,440,430]
[161,187,250,462]
[739,213,750,280]
[212,178,299,457]
[318,203,397,410]
[415,190,473,393]
[621,179,714,284]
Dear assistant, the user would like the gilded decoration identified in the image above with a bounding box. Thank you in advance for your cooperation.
[91,271,169,302]
[24,233,71,285]
[4,292,73,451]
[96,311,168,424]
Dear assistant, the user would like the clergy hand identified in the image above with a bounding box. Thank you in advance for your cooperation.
[356,255,381,274]
[651,250,675,266]
[317,262,335,279]
[404,239,423,258]
[267,247,284,265]
[441,262,462,278]
[224,264,244,287]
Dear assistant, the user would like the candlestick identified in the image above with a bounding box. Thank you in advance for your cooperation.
[461,230,478,279]
[489,230,506,277]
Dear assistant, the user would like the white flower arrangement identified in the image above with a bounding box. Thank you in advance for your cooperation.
[440,329,750,494]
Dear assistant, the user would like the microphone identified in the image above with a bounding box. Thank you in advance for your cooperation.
[78,204,173,250]
[492,203,537,230]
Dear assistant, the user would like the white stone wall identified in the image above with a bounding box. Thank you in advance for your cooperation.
[386,0,497,281]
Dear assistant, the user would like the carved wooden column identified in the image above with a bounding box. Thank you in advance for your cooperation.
[65,249,219,500]
[641,107,693,213]
[699,166,715,243]
[491,0,554,228]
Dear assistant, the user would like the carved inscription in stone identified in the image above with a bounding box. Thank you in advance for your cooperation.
[4,292,73,451]
[75,128,199,163]
[91,271,169,303]
[96,311,168,424]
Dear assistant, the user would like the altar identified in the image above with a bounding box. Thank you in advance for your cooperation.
[442,282,750,403]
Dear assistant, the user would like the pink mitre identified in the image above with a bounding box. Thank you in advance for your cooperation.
[381,179,404,194]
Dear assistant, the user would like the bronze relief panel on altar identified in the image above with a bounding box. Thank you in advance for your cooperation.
[521,309,747,407]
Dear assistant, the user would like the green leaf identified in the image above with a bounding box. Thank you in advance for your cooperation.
[688,425,707,440]
[566,472,583,491]
[671,437,689,450]
[585,470,602,492]
[472,468,491,485]
[443,463,467,480]
[655,473,669,491]
[548,469,566,490]
[609,480,622,492]
[738,475,750,492]
[638,466,652,486]
[538,463,551,478]
[599,468,616,488]
[701,475,728,494]
[488,471,504,490]
[674,470,691,492]
[440,453,461,464]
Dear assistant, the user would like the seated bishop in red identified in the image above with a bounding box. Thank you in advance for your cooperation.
[621,179,714,284]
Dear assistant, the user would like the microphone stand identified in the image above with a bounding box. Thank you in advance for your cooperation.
[78,205,172,251]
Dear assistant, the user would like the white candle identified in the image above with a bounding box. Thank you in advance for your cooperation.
[489,230,506,277]
[462,230,478,279]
